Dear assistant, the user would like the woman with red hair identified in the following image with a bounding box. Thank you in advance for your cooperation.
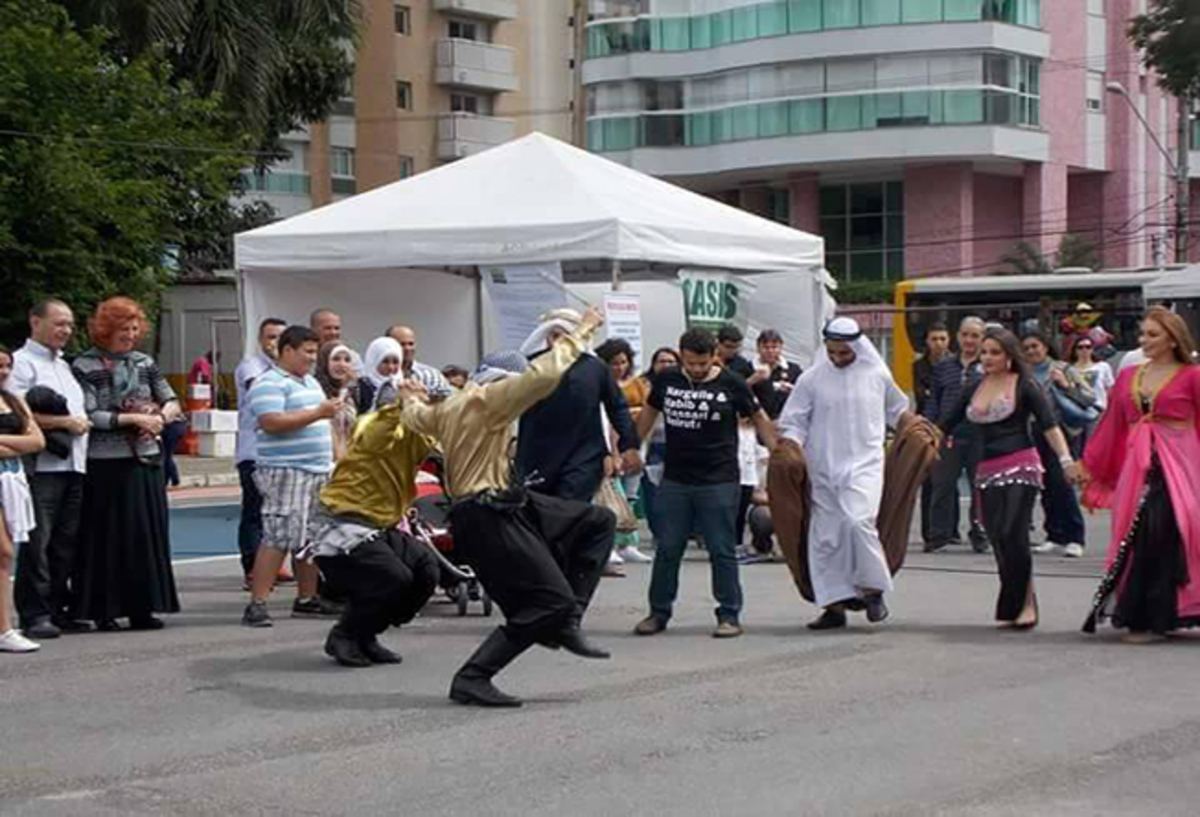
[71,297,182,630]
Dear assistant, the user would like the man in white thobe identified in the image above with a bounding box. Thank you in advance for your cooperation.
[778,317,912,630]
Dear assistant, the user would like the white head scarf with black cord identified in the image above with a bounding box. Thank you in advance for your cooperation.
[816,316,889,375]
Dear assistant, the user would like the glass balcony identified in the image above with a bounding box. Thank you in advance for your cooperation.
[586,87,1038,152]
[586,0,1041,58]
[240,170,311,195]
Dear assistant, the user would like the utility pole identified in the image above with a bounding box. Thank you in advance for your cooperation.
[571,0,589,148]
[1177,94,1191,263]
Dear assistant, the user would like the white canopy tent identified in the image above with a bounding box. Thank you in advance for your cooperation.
[235,132,830,368]
[1144,264,1200,301]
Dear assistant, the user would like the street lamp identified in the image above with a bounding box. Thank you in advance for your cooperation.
[1106,81,1191,263]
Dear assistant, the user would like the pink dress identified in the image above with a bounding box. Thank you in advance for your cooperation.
[1082,364,1200,631]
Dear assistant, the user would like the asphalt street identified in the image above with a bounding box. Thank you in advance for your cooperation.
[3,508,1199,816]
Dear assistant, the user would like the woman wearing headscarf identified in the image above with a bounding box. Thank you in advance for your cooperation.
[354,337,404,415]
[315,341,359,462]
[71,297,182,630]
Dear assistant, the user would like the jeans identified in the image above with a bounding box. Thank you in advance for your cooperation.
[929,434,986,547]
[15,472,84,625]
[1036,436,1086,547]
[648,480,742,624]
[237,461,263,575]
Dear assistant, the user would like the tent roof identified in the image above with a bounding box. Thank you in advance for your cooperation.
[1144,264,1200,300]
[235,132,823,274]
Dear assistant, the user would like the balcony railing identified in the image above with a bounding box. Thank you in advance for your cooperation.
[435,39,519,93]
[433,0,517,20]
[437,113,517,160]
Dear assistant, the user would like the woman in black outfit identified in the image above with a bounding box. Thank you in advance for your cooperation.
[939,329,1082,629]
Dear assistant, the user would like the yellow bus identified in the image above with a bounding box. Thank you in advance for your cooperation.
[891,270,1165,393]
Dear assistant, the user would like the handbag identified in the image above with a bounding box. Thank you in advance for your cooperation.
[1052,385,1099,429]
[594,477,639,533]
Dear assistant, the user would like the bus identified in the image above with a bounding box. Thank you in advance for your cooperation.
[890,268,1174,393]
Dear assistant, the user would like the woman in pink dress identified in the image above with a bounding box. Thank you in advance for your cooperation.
[1081,307,1200,643]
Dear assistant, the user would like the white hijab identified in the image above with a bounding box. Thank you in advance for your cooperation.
[363,337,404,389]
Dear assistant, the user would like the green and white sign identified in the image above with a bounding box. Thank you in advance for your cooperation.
[680,270,752,331]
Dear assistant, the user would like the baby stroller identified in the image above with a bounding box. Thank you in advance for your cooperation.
[409,458,492,617]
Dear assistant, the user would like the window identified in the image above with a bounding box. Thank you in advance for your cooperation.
[399,155,415,179]
[396,80,412,110]
[820,181,905,282]
[330,148,354,178]
[824,0,861,29]
[394,4,410,35]
[449,19,482,41]
[451,93,480,114]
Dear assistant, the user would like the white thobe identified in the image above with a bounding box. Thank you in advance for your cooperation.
[778,360,908,607]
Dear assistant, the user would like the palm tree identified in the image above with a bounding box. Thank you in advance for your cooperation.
[998,234,1101,275]
[63,1,361,154]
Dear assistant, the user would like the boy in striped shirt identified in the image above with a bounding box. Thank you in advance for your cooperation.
[242,326,343,627]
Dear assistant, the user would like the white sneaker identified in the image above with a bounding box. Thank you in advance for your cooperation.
[608,549,625,565]
[1063,543,1085,558]
[617,546,652,563]
[0,629,41,653]
[1032,542,1063,555]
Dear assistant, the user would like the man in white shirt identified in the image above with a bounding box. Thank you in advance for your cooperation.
[386,324,453,400]
[235,317,287,584]
[776,317,912,631]
[10,299,91,639]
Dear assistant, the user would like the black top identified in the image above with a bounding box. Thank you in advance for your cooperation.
[0,408,23,434]
[517,354,639,502]
[939,377,1059,461]
[648,368,760,485]
[724,356,755,380]
[353,378,378,415]
[751,361,803,420]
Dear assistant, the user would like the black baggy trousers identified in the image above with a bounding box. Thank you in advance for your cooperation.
[316,529,439,640]
[450,491,616,646]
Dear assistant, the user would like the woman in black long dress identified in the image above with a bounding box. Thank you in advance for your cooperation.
[72,297,182,630]
[939,329,1083,628]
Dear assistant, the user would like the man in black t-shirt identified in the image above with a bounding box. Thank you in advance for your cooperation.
[632,329,777,639]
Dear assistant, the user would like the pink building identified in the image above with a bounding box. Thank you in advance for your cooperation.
[583,0,1200,281]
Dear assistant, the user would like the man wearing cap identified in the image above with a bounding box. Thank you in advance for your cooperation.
[746,329,803,420]
[401,308,617,708]
[777,317,913,630]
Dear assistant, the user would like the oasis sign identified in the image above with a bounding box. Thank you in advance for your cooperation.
[680,270,748,331]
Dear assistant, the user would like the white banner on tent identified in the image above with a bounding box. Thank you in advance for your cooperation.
[603,291,643,360]
[679,269,756,332]
[481,262,568,351]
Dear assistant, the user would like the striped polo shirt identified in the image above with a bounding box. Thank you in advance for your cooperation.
[248,367,333,474]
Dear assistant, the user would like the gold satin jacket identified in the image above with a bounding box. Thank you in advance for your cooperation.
[401,329,593,498]
[319,401,432,529]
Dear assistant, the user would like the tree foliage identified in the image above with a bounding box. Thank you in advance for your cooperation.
[0,0,245,346]
[62,0,362,161]
[1129,0,1200,99]
[997,234,1102,276]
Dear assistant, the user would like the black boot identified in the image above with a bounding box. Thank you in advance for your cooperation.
[325,626,372,668]
[449,627,527,708]
[546,622,610,659]
[807,606,848,631]
[359,635,403,665]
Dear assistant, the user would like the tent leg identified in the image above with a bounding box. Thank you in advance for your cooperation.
[612,258,622,291]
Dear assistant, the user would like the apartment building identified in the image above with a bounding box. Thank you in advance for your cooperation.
[582,0,1200,282]
[243,0,577,217]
